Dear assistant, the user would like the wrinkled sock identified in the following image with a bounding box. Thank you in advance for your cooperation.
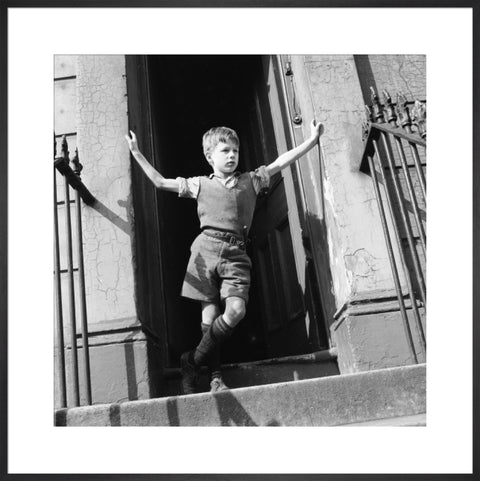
[193,315,233,366]
[201,322,222,379]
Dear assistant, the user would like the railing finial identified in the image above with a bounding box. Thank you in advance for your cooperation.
[382,89,397,125]
[71,147,83,176]
[362,105,373,141]
[61,135,70,162]
[395,92,412,130]
[411,99,427,139]
[370,86,385,123]
[364,104,373,122]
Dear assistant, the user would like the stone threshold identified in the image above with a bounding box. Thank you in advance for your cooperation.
[163,348,338,379]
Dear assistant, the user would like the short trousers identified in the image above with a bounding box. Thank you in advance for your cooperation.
[181,231,252,304]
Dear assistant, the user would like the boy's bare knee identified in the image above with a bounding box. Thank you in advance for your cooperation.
[201,302,220,325]
[224,297,246,326]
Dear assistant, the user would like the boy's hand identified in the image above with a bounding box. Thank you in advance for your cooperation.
[125,130,139,154]
[310,119,323,141]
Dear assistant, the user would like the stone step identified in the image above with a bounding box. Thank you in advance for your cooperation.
[55,363,426,427]
[341,413,426,426]
[160,349,340,396]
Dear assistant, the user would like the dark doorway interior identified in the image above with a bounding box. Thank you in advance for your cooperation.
[145,55,316,366]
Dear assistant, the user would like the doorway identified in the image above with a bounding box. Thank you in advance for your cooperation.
[134,55,325,366]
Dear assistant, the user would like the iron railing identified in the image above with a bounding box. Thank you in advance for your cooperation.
[54,134,95,407]
[360,88,427,363]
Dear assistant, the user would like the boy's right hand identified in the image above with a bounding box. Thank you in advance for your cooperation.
[125,130,139,153]
[310,119,323,141]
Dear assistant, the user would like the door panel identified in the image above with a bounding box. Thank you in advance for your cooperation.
[274,219,305,323]
[244,59,312,357]
[268,55,331,350]
[255,216,306,334]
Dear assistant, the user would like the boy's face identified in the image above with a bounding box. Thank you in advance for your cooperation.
[207,140,239,178]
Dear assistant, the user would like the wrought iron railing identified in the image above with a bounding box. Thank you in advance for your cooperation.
[360,88,426,363]
[54,134,95,407]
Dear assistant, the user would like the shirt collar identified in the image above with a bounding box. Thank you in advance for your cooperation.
[208,171,241,180]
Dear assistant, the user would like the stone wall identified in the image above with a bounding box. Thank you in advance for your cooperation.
[292,55,401,311]
[54,55,162,408]
[289,55,425,372]
[76,55,136,325]
[354,54,426,103]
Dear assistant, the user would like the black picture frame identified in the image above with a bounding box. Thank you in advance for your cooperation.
[1,1,478,480]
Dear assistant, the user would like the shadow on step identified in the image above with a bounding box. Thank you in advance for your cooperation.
[165,390,282,426]
[160,350,339,398]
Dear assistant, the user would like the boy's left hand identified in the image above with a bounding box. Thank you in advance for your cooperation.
[310,119,323,140]
[125,130,139,154]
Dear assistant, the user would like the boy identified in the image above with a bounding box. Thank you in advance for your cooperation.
[125,119,322,394]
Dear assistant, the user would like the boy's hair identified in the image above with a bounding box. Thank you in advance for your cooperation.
[202,127,239,159]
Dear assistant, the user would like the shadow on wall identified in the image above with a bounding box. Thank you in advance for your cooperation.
[304,211,337,340]
[353,55,379,105]
[90,197,132,237]
[88,194,168,401]
[123,331,139,402]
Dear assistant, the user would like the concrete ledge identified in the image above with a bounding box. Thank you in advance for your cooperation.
[160,350,339,397]
[342,413,426,426]
[55,335,163,408]
[333,307,426,373]
[55,363,425,427]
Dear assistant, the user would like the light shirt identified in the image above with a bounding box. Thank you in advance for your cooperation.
[176,165,270,199]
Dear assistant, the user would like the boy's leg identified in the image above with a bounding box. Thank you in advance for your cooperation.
[181,297,246,394]
[201,302,220,326]
[201,302,222,381]
[193,296,246,366]
[180,302,220,395]
[223,296,247,328]
[200,322,229,393]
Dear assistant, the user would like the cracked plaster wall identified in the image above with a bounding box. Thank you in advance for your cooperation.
[292,55,399,309]
[55,339,154,407]
[76,55,136,325]
[356,55,426,101]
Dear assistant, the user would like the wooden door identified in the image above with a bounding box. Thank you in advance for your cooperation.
[241,59,316,358]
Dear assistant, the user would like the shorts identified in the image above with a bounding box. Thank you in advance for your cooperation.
[181,231,252,304]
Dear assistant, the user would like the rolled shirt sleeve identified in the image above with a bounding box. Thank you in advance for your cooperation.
[250,165,270,195]
[176,176,200,199]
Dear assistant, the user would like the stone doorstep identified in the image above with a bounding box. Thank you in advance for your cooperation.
[163,349,339,377]
[161,349,340,396]
[55,363,426,427]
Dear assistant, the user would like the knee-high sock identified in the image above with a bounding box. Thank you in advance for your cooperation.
[201,323,221,379]
[193,315,233,366]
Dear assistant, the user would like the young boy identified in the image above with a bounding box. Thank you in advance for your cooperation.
[125,120,322,394]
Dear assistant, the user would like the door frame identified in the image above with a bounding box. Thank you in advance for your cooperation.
[126,54,333,366]
[125,55,170,364]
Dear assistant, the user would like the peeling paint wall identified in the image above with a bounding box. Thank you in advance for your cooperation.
[55,55,150,406]
[287,55,426,372]
[292,55,398,311]
[355,54,426,103]
[76,55,136,325]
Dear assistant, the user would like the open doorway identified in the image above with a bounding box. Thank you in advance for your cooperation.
[134,55,324,366]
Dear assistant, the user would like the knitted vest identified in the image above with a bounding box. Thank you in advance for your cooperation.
[197,173,257,237]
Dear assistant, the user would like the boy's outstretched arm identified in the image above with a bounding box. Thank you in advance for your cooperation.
[265,120,322,176]
[125,130,179,193]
